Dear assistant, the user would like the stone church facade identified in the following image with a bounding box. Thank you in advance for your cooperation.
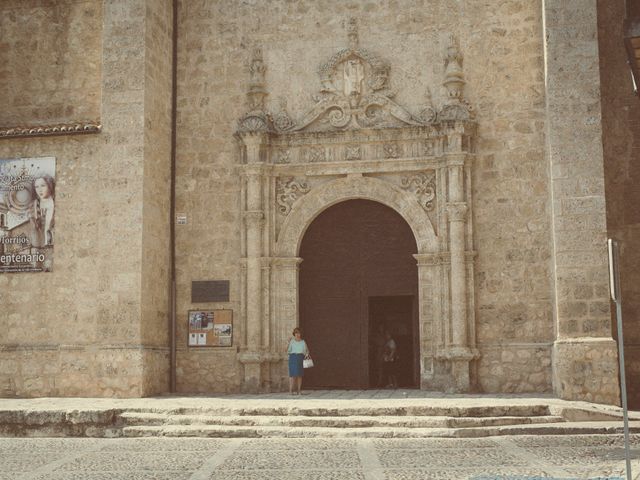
[1,0,638,407]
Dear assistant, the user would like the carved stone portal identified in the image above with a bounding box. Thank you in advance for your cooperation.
[235,19,478,393]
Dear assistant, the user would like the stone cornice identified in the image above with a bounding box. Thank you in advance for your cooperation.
[0,122,102,139]
[268,122,476,147]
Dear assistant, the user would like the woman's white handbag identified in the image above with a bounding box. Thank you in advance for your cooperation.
[303,357,314,368]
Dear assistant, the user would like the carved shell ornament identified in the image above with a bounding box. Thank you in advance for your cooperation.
[236,19,474,134]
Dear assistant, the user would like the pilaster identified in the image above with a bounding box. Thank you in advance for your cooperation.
[543,0,620,404]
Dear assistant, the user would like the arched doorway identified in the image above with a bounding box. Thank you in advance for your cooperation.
[299,199,419,389]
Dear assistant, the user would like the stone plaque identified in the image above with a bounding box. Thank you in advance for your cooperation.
[191,280,229,303]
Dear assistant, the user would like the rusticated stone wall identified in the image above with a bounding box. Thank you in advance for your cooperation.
[0,0,628,403]
[598,0,640,409]
[544,0,620,405]
[0,0,172,397]
[140,0,174,394]
[0,0,102,128]
[174,0,555,394]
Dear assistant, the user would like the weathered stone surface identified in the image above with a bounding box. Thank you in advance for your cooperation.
[0,434,639,479]
[0,0,102,128]
[0,0,172,397]
[597,0,640,411]
[0,0,635,404]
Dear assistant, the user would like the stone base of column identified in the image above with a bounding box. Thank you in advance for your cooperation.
[433,347,479,393]
[239,351,262,393]
[553,338,620,405]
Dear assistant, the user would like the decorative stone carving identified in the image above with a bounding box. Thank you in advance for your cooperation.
[0,122,102,139]
[291,18,423,131]
[447,202,468,222]
[304,146,326,163]
[273,97,295,132]
[402,172,436,212]
[417,87,437,124]
[345,145,361,161]
[238,47,273,133]
[235,19,478,394]
[248,47,267,111]
[276,177,310,216]
[422,139,435,156]
[238,114,271,133]
[383,143,400,159]
[274,148,291,164]
[439,35,473,122]
[236,21,476,138]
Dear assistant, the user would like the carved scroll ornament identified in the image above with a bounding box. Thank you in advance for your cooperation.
[402,172,436,212]
[276,177,310,215]
[236,19,474,137]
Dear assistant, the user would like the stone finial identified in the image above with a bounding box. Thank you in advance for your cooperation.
[347,17,359,50]
[417,86,437,124]
[247,47,267,112]
[273,97,295,132]
[237,46,273,134]
[443,34,465,102]
[440,34,473,121]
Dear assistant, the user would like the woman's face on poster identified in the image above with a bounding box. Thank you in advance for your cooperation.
[34,178,51,199]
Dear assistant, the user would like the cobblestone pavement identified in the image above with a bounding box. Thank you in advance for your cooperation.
[1,435,639,480]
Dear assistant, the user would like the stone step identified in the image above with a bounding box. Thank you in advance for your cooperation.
[118,412,566,429]
[126,404,553,418]
[121,421,640,439]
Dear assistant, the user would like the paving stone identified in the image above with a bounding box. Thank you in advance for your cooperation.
[217,450,361,470]
[0,437,102,452]
[208,471,365,480]
[373,438,499,449]
[382,469,562,480]
[377,448,527,468]
[52,451,207,472]
[40,473,194,480]
[241,438,357,450]
[1,452,65,473]
[531,446,627,466]
[0,435,636,479]
[512,434,640,448]
[98,437,226,451]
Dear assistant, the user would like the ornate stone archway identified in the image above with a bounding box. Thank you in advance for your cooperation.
[235,19,478,392]
[275,175,437,256]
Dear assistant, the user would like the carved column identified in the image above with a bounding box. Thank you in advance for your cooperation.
[239,133,267,392]
[446,155,474,391]
[414,253,441,387]
[272,256,303,389]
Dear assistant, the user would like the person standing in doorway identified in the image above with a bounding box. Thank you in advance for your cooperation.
[287,327,310,395]
[374,324,387,387]
[383,331,398,389]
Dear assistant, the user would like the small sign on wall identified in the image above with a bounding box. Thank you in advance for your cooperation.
[191,280,230,303]
[188,310,233,347]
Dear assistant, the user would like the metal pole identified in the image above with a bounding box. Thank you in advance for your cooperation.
[608,238,632,480]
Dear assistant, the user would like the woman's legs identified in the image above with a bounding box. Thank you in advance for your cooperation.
[289,376,295,394]
[296,376,303,394]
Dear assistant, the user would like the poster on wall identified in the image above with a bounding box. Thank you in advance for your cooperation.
[188,310,233,347]
[0,157,56,273]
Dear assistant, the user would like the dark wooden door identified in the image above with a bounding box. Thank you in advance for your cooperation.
[368,296,416,388]
[299,199,418,388]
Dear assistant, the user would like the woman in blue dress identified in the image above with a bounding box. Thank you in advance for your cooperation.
[287,327,310,395]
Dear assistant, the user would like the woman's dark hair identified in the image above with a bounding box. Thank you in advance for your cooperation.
[292,327,301,336]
